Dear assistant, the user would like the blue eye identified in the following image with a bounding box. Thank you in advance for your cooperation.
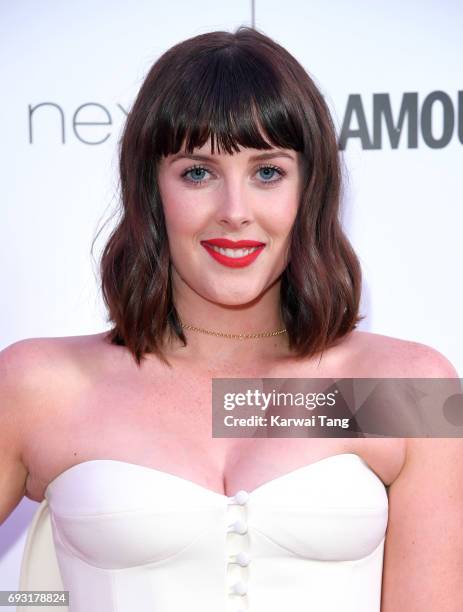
[183,166,210,184]
[257,165,283,182]
[181,164,285,187]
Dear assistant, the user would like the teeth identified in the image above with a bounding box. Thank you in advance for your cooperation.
[208,245,261,258]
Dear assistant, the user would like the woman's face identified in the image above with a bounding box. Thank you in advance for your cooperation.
[157,138,302,306]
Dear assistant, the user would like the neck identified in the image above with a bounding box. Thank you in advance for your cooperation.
[163,273,291,369]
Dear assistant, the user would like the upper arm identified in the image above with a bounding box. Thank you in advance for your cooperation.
[381,438,463,611]
[0,340,39,525]
[380,340,463,610]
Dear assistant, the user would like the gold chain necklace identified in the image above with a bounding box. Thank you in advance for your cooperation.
[180,321,287,340]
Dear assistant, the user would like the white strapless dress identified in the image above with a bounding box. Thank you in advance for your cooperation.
[18,453,389,612]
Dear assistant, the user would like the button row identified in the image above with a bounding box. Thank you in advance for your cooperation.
[228,551,251,567]
[226,489,250,611]
[230,580,247,596]
[227,518,247,535]
[227,489,250,506]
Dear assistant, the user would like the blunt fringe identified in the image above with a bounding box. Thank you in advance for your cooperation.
[97,26,364,367]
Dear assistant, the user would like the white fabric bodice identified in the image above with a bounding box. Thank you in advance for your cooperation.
[25,452,389,611]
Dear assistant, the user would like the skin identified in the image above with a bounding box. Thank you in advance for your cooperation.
[0,138,462,611]
[156,138,303,367]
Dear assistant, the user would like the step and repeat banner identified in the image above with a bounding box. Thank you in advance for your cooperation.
[1,0,462,603]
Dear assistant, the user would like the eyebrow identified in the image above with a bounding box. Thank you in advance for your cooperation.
[169,150,296,164]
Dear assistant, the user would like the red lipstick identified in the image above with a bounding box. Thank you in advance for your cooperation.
[200,238,266,268]
[202,238,265,248]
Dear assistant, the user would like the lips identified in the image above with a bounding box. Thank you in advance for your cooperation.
[201,239,265,268]
[201,238,266,248]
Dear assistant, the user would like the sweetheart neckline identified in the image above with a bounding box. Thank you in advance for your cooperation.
[43,452,384,501]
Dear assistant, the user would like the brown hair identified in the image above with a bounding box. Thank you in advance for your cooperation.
[96,26,364,367]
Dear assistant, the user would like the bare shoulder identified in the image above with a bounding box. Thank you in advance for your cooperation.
[0,337,65,405]
[1,335,72,379]
[1,332,107,379]
[0,334,107,521]
[347,330,459,377]
[0,331,115,422]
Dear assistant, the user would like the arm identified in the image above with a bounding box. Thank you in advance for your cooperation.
[0,341,31,525]
[381,348,463,611]
[381,438,463,611]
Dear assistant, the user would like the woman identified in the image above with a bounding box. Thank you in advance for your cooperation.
[1,26,462,612]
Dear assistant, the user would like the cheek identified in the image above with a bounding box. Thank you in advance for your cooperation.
[158,171,198,236]
[264,194,299,237]
[164,204,192,235]
[162,192,204,238]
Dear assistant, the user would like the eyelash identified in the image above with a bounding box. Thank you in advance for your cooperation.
[181,163,286,187]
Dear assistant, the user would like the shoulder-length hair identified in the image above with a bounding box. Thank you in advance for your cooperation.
[97,26,363,367]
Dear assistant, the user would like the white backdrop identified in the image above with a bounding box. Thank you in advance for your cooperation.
[1,0,462,602]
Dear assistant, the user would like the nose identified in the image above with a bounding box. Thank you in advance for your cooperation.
[215,176,254,230]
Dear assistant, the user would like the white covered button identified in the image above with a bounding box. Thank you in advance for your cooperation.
[233,489,249,505]
[235,551,251,567]
[228,519,248,535]
[231,580,248,596]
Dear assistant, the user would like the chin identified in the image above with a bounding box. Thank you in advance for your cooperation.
[203,285,265,307]
[209,294,261,307]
